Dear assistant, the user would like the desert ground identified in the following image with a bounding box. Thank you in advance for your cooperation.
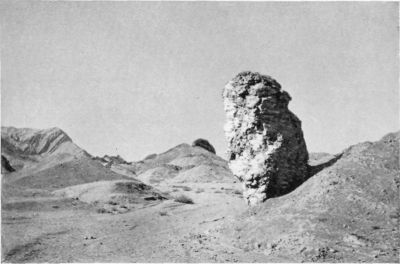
[2,127,399,263]
[2,2,398,263]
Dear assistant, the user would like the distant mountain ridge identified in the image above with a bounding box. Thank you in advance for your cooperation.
[2,126,167,211]
[1,126,236,187]
[1,126,131,194]
[1,127,82,155]
[1,126,87,172]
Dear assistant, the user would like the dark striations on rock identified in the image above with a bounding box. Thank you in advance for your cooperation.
[192,138,216,154]
[223,71,309,206]
[2,155,15,173]
[2,126,88,171]
[1,127,72,155]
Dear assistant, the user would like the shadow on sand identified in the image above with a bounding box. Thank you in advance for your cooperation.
[307,153,343,180]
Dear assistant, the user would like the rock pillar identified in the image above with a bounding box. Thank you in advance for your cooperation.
[223,71,309,206]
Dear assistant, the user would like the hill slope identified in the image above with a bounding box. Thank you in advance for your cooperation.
[130,143,235,184]
[1,126,86,172]
[1,127,159,204]
[220,131,399,262]
[2,128,398,263]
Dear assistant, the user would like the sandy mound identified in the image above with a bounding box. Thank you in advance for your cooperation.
[108,164,137,177]
[136,165,180,184]
[53,180,166,203]
[168,153,227,168]
[220,131,399,262]
[132,142,235,184]
[132,143,225,172]
[171,164,235,183]
[4,156,132,193]
[53,180,168,214]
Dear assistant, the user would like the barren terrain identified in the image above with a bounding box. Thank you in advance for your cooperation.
[2,127,399,262]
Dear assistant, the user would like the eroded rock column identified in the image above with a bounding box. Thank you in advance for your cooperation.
[223,71,309,206]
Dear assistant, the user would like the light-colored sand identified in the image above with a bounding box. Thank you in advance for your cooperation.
[2,182,288,263]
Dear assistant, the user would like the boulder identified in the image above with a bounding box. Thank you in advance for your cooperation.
[192,138,216,154]
[223,71,309,205]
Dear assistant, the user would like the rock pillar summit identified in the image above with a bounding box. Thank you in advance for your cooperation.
[223,71,309,206]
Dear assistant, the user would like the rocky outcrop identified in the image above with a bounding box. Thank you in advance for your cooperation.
[192,138,216,154]
[223,71,309,206]
[2,155,15,173]
[2,127,72,155]
[1,126,87,172]
[93,155,131,168]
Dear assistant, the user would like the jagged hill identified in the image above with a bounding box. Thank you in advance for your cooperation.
[130,142,235,184]
[1,127,137,197]
[1,127,87,171]
[220,131,399,262]
[2,126,169,215]
[2,127,73,155]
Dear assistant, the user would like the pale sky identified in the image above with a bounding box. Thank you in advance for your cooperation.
[1,1,399,161]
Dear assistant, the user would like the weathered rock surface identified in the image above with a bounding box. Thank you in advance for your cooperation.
[223,71,309,205]
[1,155,15,173]
[2,127,78,156]
[192,138,216,154]
[1,126,87,171]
